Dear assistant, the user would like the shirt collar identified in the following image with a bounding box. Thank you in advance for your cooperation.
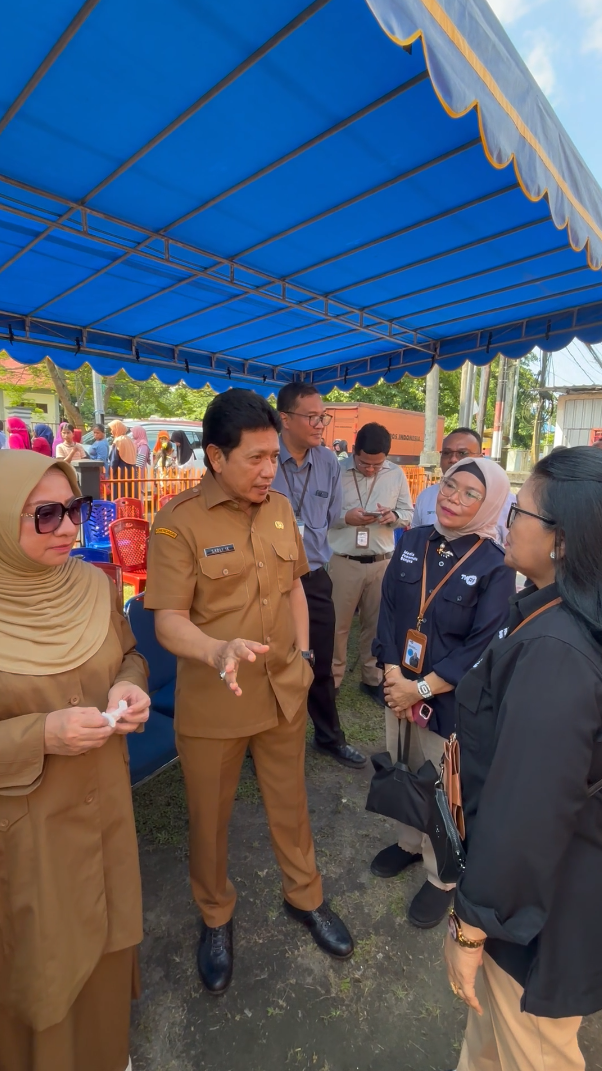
[278,436,313,469]
[511,580,559,618]
[201,468,270,510]
[428,526,481,558]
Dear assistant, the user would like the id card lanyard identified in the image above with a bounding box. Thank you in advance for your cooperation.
[510,597,562,635]
[352,468,379,549]
[402,537,484,674]
[281,460,312,539]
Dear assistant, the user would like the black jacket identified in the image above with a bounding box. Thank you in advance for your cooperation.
[373,526,516,739]
[455,583,602,1018]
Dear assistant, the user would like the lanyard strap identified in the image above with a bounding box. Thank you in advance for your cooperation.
[510,597,562,636]
[351,468,379,512]
[280,459,312,519]
[417,537,484,629]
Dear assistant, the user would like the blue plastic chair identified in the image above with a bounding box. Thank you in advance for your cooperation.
[124,594,178,786]
[83,500,116,561]
[70,547,110,562]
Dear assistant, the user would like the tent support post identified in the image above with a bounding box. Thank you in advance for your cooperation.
[420,364,441,472]
[492,357,509,462]
[476,365,491,441]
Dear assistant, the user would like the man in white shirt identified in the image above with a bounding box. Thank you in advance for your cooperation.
[328,423,414,705]
[412,427,514,544]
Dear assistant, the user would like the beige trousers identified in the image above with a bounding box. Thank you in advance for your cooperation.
[458,952,584,1071]
[330,553,389,688]
[385,706,454,891]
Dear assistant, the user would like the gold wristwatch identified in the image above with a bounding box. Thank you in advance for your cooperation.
[448,911,486,948]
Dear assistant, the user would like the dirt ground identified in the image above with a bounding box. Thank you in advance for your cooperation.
[131,626,602,1071]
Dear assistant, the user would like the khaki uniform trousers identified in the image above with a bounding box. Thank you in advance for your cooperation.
[177,702,323,928]
[458,952,584,1071]
[385,706,454,892]
[330,552,389,689]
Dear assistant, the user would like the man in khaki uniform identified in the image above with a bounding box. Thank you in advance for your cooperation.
[328,422,413,704]
[145,389,353,995]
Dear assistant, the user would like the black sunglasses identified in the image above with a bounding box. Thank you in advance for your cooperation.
[21,496,93,534]
[507,503,555,529]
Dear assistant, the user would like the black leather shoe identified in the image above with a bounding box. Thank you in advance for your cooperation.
[370,844,422,878]
[197,918,233,994]
[359,681,385,707]
[408,880,454,929]
[311,739,367,768]
[283,900,354,959]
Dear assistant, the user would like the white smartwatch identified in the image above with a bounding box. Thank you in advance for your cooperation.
[416,677,433,700]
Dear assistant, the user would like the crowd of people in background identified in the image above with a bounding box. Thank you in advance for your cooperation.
[2,387,602,1071]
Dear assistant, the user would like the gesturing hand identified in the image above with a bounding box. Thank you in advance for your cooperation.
[213,638,270,697]
[106,681,151,735]
[44,706,114,756]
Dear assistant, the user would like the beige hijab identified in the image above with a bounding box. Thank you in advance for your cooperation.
[0,452,111,675]
[108,420,137,466]
[434,456,511,542]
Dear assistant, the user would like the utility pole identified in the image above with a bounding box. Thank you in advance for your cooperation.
[476,365,491,441]
[420,363,441,472]
[491,357,509,463]
[530,350,549,466]
[505,358,521,449]
[458,361,476,427]
[92,370,104,425]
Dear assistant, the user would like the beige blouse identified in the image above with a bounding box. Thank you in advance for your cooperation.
[0,587,147,1031]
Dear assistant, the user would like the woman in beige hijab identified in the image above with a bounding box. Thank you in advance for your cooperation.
[371,457,517,929]
[0,451,149,1071]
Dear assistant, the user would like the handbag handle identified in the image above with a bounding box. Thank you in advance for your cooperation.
[396,719,412,768]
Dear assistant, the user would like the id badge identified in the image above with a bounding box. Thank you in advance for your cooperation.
[297,520,305,538]
[402,629,427,674]
[356,528,369,549]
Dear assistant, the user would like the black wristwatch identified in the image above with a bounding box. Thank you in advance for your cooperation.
[301,649,316,668]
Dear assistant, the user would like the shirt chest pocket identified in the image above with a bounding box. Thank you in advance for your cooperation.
[198,550,248,615]
[271,542,299,593]
[441,582,480,635]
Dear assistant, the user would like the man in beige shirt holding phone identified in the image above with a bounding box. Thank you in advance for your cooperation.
[328,423,413,705]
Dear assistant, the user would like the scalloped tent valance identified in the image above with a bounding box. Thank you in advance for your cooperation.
[0,0,600,396]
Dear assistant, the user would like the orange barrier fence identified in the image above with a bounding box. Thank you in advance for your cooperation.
[401,465,437,503]
[99,465,433,522]
[100,469,203,525]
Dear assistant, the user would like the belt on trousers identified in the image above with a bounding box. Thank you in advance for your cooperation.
[337,552,393,564]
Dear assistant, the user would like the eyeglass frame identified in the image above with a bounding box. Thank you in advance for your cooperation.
[506,503,555,529]
[439,476,484,507]
[20,496,93,534]
[281,410,332,428]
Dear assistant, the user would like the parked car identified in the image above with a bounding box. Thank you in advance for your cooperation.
[83,418,205,467]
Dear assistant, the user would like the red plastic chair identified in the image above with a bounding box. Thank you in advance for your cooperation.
[109,518,149,594]
[159,494,176,509]
[114,497,144,520]
[91,561,124,608]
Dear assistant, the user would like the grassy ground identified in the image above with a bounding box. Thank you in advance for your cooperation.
[132,622,602,1071]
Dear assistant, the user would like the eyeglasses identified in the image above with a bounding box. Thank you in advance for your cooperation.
[441,448,479,461]
[282,411,332,428]
[439,477,484,507]
[21,496,93,534]
[506,503,555,529]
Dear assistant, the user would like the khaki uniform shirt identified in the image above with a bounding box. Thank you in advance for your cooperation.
[0,584,147,1031]
[145,471,312,739]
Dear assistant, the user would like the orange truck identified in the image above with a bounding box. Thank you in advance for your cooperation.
[322,402,445,465]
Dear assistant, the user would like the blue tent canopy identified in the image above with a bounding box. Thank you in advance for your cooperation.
[0,0,601,396]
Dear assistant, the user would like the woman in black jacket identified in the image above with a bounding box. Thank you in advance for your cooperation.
[372,457,516,928]
[446,447,602,1071]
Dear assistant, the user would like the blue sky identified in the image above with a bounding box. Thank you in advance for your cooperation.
[487,0,602,386]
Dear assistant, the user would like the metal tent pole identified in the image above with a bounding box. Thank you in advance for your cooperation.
[92,371,104,425]
[420,363,441,471]
[491,357,508,462]
[476,365,491,441]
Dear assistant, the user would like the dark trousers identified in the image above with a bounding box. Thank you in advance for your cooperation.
[301,567,345,749]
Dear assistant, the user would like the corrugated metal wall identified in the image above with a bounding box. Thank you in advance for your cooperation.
[557,394,602,446]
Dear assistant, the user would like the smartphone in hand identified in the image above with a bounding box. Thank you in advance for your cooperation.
[412,701,433,728]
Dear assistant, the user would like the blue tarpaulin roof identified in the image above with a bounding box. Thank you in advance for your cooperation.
[0,0,601,395]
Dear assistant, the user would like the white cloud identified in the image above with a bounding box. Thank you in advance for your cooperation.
[576,0,602,54]
[488,0,533,23]
[524,39,556,96]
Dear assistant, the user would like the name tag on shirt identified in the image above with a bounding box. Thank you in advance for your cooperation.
[204,544,235,556]
[314,490,328,497]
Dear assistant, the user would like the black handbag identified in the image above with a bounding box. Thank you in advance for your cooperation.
[365,720,437,834]
[427,774,467,885]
